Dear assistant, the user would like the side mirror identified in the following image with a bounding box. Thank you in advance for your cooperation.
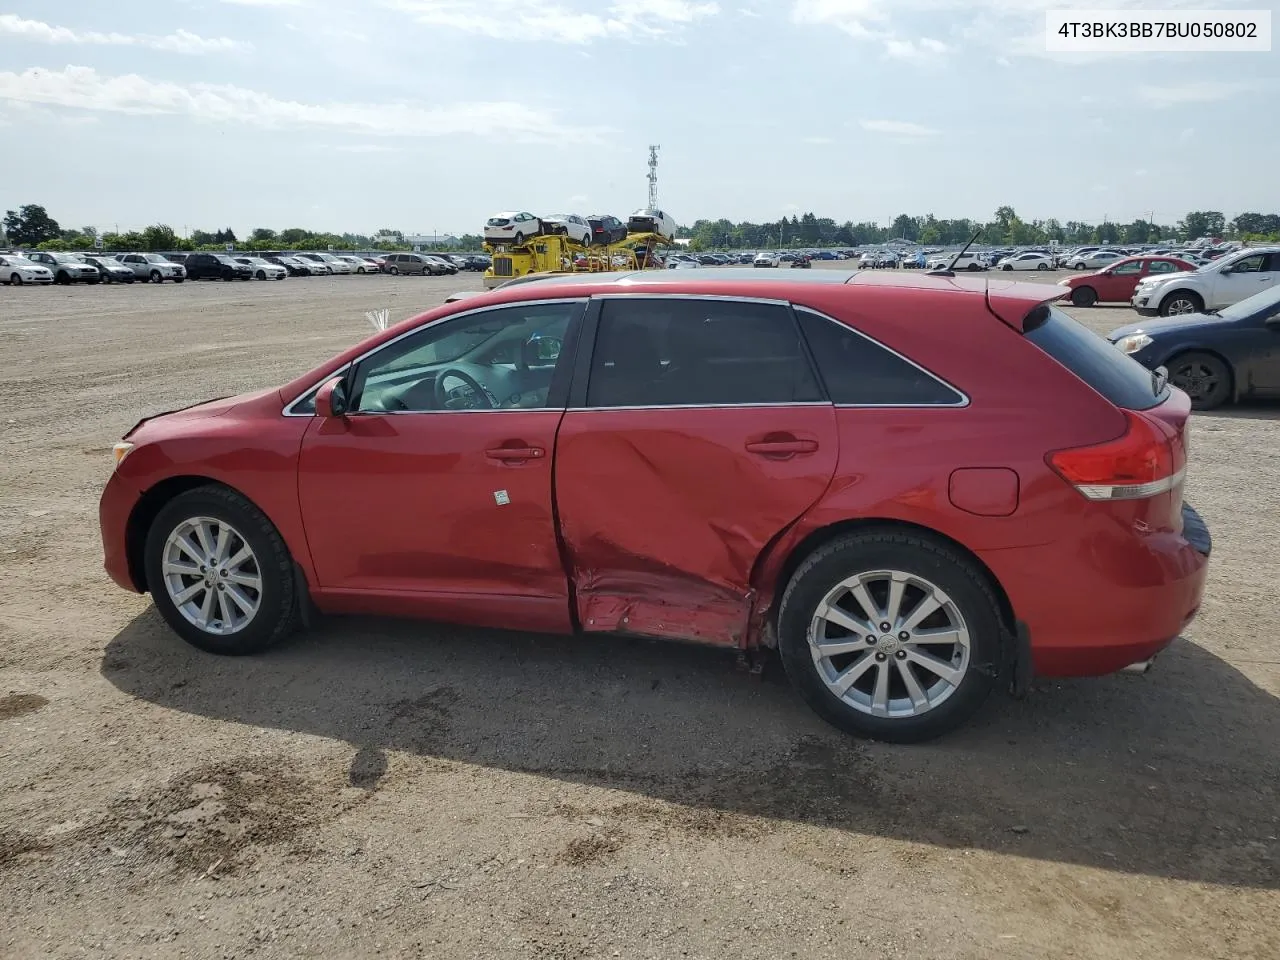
[1264,313,1280,329]
[314,375,348,418]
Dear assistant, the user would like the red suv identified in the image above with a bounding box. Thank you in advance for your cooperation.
[99,270,1210,742]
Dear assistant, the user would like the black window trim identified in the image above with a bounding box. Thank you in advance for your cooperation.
[792,306,970,409]
[281,297,587,417]
[566,293,831,411]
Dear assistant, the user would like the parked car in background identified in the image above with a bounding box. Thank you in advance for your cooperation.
[542,214,592,245]
[997,252,1054,272]
[315,253,353,275]
[184,253,252,281]
[84,255,136,283]
[27,251,100,284]
[0,254,54,284]
[924,252,986,271]
[792,254,812,268]
[587,214,627,246]
[460,254,491,272]
[1056,246,1101,268]
[267,256,316,276]
[628,208,677,240]
[334,255,376,274]
[1065,250,1124,270]
[1058,255,1199,307]
[858,252,878,268]
[381,253,439,276]
[1131,247,1280,317]
[116,253,187,283]
[422,255,456,275]
[1109,282,1280,410]
[294,254,332,275]
[754,251,782,268]
[98,270,1209,743]
[484,212,545,246]
[235,257,288,281]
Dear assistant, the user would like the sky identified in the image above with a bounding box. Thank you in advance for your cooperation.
[0,0,1276,237]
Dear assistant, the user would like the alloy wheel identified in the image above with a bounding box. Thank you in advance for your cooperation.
[808,569,971,719]
[161,517,262,636]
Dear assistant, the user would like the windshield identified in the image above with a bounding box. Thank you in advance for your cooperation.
[145,254,169,263]
[51,254,80,263]
[1218,282,1280,321]
[4,256,38,267]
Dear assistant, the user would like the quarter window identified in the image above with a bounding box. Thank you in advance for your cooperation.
[1148,260,1179,274]
[794,308,964,406]
[585,299,823,408]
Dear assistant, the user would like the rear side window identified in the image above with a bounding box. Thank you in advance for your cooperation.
[1025,306,1168,410]
[794,308,964,406]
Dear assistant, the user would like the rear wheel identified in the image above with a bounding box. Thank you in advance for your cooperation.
[1168,351,1232,410]
[144,485,299,656]
[777,530,1001,743]
[1037,262,1049,271]
[1159,290,1203,317]
[513,232,525,246]
[1002,264,1013,271]
[1070,286,1098,307]
[967,262,981,271]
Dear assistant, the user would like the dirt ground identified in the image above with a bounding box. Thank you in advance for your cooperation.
[1,267,1277,960]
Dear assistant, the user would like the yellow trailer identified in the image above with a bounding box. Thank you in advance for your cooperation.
[483,231,673,289]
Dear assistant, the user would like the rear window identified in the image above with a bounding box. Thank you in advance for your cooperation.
[1024,306,1168,410]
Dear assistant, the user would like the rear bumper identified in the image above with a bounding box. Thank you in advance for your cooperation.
[998,503,1211,678]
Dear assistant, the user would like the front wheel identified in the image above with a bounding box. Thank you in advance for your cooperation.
[1002,264,1013,271]
[513,232,525,246]
[1159,290,1203,317]
[256,270,266,280]
[150,270,162,283]
[1070,286,1098,307]
[144,485,299,656]
[1168,351,1232,410]
[777,529,1002,743]
[967,262,981,271]
[11,273,22,286]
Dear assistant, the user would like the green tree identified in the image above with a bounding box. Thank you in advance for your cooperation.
[250,227,278,244]
[1178,211,1225,240]
[142,224,179,250]
[3,204,61,247]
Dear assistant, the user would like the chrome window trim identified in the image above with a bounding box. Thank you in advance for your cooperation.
[567,402,830,412]
[793,306,970,409]
[281,297,587,417]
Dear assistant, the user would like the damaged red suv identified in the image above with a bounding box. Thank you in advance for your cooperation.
[99,269,1210,742]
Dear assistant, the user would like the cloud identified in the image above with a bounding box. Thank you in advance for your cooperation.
[859,119,938,137]
[379,0,720,43]
[802,135,834,144]
[0,14,250,54]
[1138,81,1254,106]
[0,66,609,143]
[1178,127,1195,142]
[884,36,947,58]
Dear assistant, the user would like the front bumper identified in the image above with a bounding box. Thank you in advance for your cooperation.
[100,470,143,592]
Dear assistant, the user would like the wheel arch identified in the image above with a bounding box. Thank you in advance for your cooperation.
[763,517,1017,640]
[1161,345,1238,400]
[1157,286,1204,312]
[125,475,303,593]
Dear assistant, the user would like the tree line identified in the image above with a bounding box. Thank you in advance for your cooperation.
[5,203,1279,255]
[682,207,1280,250]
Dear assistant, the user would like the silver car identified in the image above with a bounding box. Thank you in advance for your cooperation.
[26,251,100,284]
[115,253,187,283]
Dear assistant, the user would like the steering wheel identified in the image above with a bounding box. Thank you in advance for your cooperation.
[433,367,495,410]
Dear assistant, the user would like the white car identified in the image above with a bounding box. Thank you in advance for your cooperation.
[1064,250,1125,270]
[667,257,699,269]
[924,252,987,271]
[0,254,54,285]
[1132,246,1280,317]
[542,214,592,246]
[753,252,782,268]
[336,255,378,274]
[484,211,544,246]
[996,252,1055,272]
[858,252,878,268]
[235,256,288,280]
[627,208,677,240]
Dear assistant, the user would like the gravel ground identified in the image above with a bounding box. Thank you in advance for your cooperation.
[1,268,1277,960]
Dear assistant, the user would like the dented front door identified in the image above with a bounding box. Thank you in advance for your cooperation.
[553,296,839,647]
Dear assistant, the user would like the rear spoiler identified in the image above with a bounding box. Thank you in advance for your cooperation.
[985,281,1070,333]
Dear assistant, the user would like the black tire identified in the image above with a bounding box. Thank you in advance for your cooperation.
[174,278,184,283]
[1002,264,1013,271]
[967,262,981,271]
[1037,262,1049,271]
[388,265,399,275]
[1070,286,1098,307]
[1167,351,1232,411]
[150,270,163,283]
[125,276,135,284]
[1073,262,1087,270]
[777,529,1002,743]
[513,232,525,246]
[56,271,70,285]
[1159,289,1203,318]
[256,270,266,280]
[11,273,22,286]
[144,485,299,656]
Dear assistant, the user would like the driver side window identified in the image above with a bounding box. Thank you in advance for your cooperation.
[1112,261,1143,275]
[1231,255,1266,273]
[349,301,577,414]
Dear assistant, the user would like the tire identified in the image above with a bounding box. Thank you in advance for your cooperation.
[388,265,399,275]
[1073,262,1087,270]
[256,270,266,280]
[144,484,299,656]
[357,266,366,274]
[11,273,22,286]
[967,262,981,271]
[1159,290,1203,317]
[513,232,525,246]
[174,278,184,283]
[1070,286,1098,307]
[1167,351,1232,411]
[1037,263,1049,271]
[777,529,1002,743]
[1002,264,1013,271]
[56,271,70,285]
[150,270,162,283]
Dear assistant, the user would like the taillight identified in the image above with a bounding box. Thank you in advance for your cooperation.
[1047,411,1184,501]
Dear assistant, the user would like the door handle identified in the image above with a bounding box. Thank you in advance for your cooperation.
[745,438,819,456]
[485,445,544,461]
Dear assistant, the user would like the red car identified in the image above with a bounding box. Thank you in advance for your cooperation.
[99,270,1210,742]
[1058,255,1199,307]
